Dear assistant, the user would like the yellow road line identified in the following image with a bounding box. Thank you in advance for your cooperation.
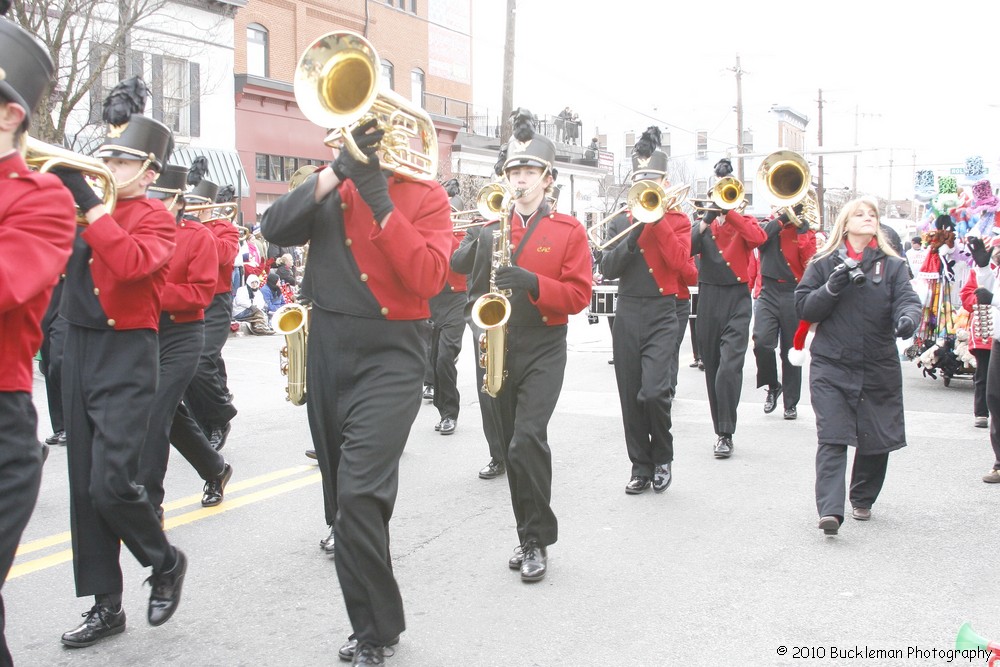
[8,468,320,580]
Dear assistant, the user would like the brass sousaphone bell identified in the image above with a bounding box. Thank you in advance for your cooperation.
[293,31,438,180]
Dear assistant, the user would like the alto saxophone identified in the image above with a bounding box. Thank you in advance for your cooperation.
[273,303,310,405]
[470,194,512,397]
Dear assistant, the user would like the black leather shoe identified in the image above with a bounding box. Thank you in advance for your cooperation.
[305,449,317,460]
[434,419,442,431]
[625,475,651,494]
[45,430,67,445]
[713,435,734,459]
[321,526,336,555]
[422,384,434,401]
[338,634,399,662]
[209,422,231,452]
[508,545,523,570]
[652,463,672,492]
[607,357,615,365]
[41,442,49,463]
[520,541,547,582]
[818,515,840,535]
[61,604,126,647]
[352,643,386,666]
[851,506,871,521]
[146,548,187,626]
[439,417,457,435]
[689,359,701,368]
[201,463,232,507]
[783,406,797,420]
[763,383,782,414]
[478,458,505,479]
[697,359,705,371]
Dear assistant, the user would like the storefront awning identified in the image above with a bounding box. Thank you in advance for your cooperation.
[170,146,250,196]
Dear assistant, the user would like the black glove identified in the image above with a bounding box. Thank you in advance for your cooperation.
[494,265,538,296]
[625,223,645,251]
[976,287,994,305]
[702,209,720,225]
[894,315,915,339]
[331,119,394,221]
[968,236,992,268]
[51,167,102,213]
[826,263,852,296]
[776,211,791,225]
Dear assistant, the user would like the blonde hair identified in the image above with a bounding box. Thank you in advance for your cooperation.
[813,196,899,261]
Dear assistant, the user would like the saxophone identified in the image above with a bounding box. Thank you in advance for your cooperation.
[273,303,309,405]
[470,185,513,398]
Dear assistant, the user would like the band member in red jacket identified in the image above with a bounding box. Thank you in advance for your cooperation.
[58,78,187,648]
[428,230,468,435]
[599,127,691,495]
[458,111,592,582]
[691,158,767,458]
[0,21,76,664]
[262,118,451,665]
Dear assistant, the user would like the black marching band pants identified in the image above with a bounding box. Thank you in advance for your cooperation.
[63,325,173,596]
[306,309,426,645]
[668,298,691,393]
[488,325,567,549]
[696,283,752,436]
[0,393,44,666]
[39,313,68,435]
[184,292,236,433]
[815,444,890,518]
[986,339,1000,469]
[612,295,679,478]
[429,290,466,422]
[752,279,802,409]
[468,318,504,462]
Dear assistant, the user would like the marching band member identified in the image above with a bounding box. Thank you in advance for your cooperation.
[691,158,767,459]
[428,230,468,435]
[261,118,451,665]
[137,164,233,520]
[59,77,188,647]
[751,204,816,420]
[966,236,1000,482]
[0,20,76,663]
[668,256,700,394]
[457,111,592,582]
[599,127,691,494]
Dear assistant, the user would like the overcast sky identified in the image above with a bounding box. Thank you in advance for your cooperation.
[470,0,1000,198]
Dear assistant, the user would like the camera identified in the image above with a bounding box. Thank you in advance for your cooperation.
[842,257,866,286]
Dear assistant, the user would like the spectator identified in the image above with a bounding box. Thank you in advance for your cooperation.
[275,252,298,287]
[556,106,571,143]
[232,273,271,334]
[261,271,286,314]
[585,137,599,160]
[906,235,927,275]
[566,109,580,145]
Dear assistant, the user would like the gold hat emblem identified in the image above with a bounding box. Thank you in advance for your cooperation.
[635,156,651,169]
[509,139,532,155]
[107,122,128,139]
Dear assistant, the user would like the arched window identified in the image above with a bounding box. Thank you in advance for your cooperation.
[381,59,394,90]
[410,68,424,107]
[247,23,269,77]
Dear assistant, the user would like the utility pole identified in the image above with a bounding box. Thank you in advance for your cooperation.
[816,89,825,228]
[887,148,893,214]
[500,0,516,145]
[852,104,858,197]
[729,56,745,182]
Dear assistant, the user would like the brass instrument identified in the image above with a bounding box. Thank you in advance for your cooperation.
[289,164,319,191]
[273,303,309,405]
[185,201,239,222]
[452,182,509,230]
[756,150,819,229]
[587,181,690,251]
[470,184,513,397]
[293,31,438,180]
[25,137,117,223]
[691,176,745,212]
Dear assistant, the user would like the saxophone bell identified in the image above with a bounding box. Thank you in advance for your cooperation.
[273,303,310,406]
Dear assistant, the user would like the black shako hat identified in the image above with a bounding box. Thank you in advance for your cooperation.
[186,178,219,204]
[147,163,187,200]
[0,18,55,128]
[631,126,667,180]
[95,76,172,170]
[502,110,554,172]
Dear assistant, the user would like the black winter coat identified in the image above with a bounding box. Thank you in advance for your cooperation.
[795,244,921,454]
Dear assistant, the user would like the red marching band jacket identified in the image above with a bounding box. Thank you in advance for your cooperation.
[636,210,694,296]
[779,223,817,281]
[203,217,240,295]
[160,218,219,322]
[0,152,76,392]
[961,270,994,351]
[445,230,468,293]
[709,209,768,285]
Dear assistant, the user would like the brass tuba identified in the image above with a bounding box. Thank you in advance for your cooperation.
[293,31,438,180]
[470,184,513,397]
[756,150,819,229]
[273,303,309,406]
[25,137,117,223]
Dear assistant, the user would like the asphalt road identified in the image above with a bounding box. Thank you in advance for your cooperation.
[5,314,997,667]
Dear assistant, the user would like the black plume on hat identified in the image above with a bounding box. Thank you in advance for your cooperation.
[0,0,11,15]
[187,157,208,186]
[217,184,235,203]
[633,127,662,159]
[510,107,537,142]
[714,158,734,178]
[493,144,507,177]
[102,76,148,126]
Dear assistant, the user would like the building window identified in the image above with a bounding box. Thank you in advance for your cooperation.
[410,68,424,107]
[697,130,708,159]
[662,131,671,159]
[696,179,708,199]
[381,60,394,90]
[256,154,268,180]
[247,23,269,78]
[269,155,283,181]
[162,56,189,134]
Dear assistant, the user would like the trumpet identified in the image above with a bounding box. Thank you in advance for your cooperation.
[294,31,437,180]
[25,137,117,224]
[588,181,689,251]
[185,201,239,222]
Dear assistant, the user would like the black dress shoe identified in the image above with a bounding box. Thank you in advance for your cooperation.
[478,458,505,479]
[434,419,442,431]
[352,643,386,666]
[321,525,336,555]
[607,357,615,365]
[208,422,232,452]
[422,384,434,401]
[61,604,126,647]
[520,541,547,582]
[45,430,67,445]
[41,442,49,463]
[146,548,187,626]
[439,417,457,435]
[783,406,797,420]
[625,475,651,494]
[689,358,701,368]
[713,435,734,459]
[652,463,672,493]
[508,545,523,570]
[338,634,399,662]
[305,449,317,460]
[818,515,840,535]
[201,463,232,507]
[763,383,782,414]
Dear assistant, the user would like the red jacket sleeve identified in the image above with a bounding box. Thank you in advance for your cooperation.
[83,202,175,281]
[724,209,768,249]
[650,210,693,272]
[161,226,219,313]
[961,271,979,312]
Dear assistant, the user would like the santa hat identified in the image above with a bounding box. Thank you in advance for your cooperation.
[789,320,816,366]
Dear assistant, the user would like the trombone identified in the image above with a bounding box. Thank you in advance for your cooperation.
[690,176,745,213]
[25,137,117,224]
[452,182,510,231]
[185,201,239,223]
[588,181,689,251]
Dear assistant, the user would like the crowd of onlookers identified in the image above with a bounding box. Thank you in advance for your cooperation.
[230,223,302,335]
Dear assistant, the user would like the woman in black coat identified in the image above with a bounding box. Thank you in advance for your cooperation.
[794,197,921,536]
